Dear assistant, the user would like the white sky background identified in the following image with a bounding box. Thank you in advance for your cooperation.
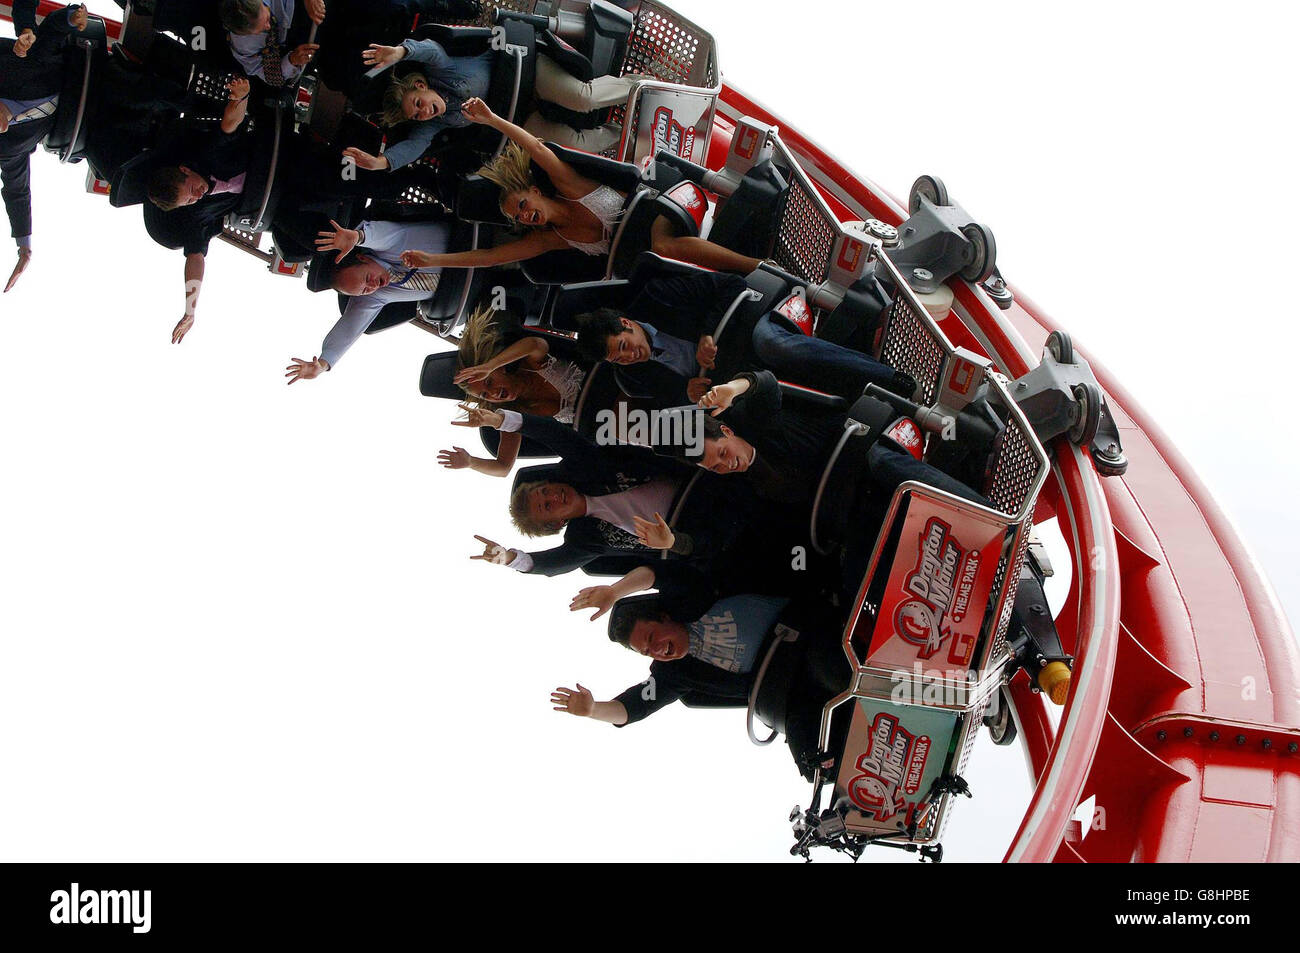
[0,1,1295,863]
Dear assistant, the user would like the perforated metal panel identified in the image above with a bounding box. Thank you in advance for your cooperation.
[774,180,836,284]
[878,296,946,406]
[621,1,716,88]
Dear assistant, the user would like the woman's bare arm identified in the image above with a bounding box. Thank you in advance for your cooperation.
[462,98,601,199]
[402,229,570,269]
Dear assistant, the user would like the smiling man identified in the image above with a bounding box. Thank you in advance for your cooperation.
[552,561,850,779]
[145,77,254,343]
[285,215,450,383]
[220,0,323,87]
[576,273,914,408]
[465,409,747,578]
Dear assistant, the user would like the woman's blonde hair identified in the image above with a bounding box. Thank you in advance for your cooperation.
[381,72,429,128]
[455,304,548,415]
[457,304,504,378]
[477,143,538,218]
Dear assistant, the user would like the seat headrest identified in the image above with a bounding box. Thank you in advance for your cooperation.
[305,253,338,293]
[419,352,462,400]
[512,462,566,494]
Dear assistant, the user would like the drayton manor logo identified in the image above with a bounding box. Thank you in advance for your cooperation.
[50,883,151,934]
[846,711,931,821]
[651,106,697,158]
[893,516,982,662]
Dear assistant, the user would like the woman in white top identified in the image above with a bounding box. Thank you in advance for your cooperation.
[400,98,762,275]
[438,306,587,477]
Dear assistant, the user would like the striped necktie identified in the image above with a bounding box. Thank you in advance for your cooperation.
[261,12,285,87]
[388,267,440,294]
[9,98,58,125]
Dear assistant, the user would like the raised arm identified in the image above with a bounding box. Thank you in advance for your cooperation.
[551,684,629,726]
[569,565,657,619]
[284,293,383,383]
[438,430,522,478]
[453,335,549,386]
[461,98,599,199]
[171,253,205,344]
[221,77,251,134]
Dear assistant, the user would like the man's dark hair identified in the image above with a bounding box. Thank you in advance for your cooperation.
[656,409,719,464]
[147,166,188,212]
[574,308,628,364]
[609,600,669,649]
[219,0,264,33]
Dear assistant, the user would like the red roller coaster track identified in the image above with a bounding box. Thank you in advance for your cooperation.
[7,0,1296,863]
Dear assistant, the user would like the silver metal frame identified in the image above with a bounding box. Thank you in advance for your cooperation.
[807,419,870,556]
[721,127,1052,847]
[611,0,721,165]
[701,288,763,374]
[602,188,651,279]
[60,18,104,164]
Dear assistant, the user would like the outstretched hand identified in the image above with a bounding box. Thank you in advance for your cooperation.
[362,43,405,69]
[632,513,675,551]
[341,146,387,172]
[437,446,471,470]
[285,356,328,384]
[4,248,31,293]
[400,249,437,268]
[698,382,737,417]
[453,363,494,386]
[315,220,359,263]
[469,535,514,566]
[171,314,195,344]
[461,97,494,125]
[551,684,594,717]
[452,402,504,430]
[570,586,617,621]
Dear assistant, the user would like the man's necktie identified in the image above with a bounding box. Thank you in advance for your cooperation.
[8,98,58,125]
[209,173,247,196]
[262,13,285,87]
[388,268,440,295]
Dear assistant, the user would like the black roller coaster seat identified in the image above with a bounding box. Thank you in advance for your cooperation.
[606,180,706,280]
[547,251,707,333]
[42,13,109,164]
[226,104,292,233]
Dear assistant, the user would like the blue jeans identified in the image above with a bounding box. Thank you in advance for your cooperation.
[750,315,905,400]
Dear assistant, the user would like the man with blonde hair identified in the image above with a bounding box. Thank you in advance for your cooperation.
[467,408,748,579]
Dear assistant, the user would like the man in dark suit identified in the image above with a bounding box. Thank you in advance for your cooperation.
[465,407,749,578]
[552,560,851,780]
[144,76,256,343]
[1,2,86,293]
[573,270,750,407]
[575,271,913,407]
[684,369,990,594]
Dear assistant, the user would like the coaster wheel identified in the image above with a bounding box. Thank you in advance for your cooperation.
[959,222,997,283]
[909,174,949,214]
